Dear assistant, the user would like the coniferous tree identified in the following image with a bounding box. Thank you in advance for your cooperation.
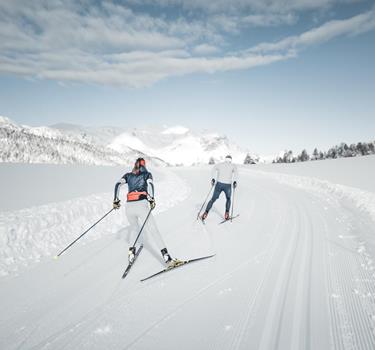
[312,148,319,160]
[244,153,256,164]
[283,150,293,163]
[349,143,357,156]
[298,149,310,162]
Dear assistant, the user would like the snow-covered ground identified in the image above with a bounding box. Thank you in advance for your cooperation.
[252,155,375,224]
[254,155,375,192]
[1,156,375,349]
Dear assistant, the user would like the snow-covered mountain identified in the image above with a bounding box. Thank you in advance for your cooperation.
[53,122,252,165]
[0,116,160,166]
[1,116,254,166]
[108,125,250,166]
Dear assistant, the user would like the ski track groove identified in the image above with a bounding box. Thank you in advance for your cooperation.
[223,179,315,350]
[352,215,375,348]
[287,197,314,350]
[342,213,375,350]
[229,212,287,350]
[325,216,345,350]
[254,183,319,350]
[346,247,375,349]
[314,209,334,350]
[273,201,301,350]
[324,198,375,350]
[256,201,300,350]
[226,184,288,350]
[304,201,314,350]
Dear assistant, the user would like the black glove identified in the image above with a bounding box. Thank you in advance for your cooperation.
[233,181,237,189]
[211,179,216,186]
[149,197,156,210]
[113,199,121,209]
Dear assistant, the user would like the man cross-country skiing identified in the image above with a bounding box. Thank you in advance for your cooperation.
[201,155,238,221]
[113,157,176,266]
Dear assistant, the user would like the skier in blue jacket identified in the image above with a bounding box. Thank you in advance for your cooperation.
[113,158,175,265]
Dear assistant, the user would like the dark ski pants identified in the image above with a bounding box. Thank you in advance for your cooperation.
[205,182,232,213]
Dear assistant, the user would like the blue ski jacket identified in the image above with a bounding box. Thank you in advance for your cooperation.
[114,166,154,202]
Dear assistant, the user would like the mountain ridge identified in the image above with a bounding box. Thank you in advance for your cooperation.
[1,116,257,166]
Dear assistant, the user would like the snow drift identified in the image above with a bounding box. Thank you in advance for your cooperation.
[0,166,189,277]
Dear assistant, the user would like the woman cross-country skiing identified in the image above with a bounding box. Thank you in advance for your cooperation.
[201,155,238,221]
[113,157,176,266]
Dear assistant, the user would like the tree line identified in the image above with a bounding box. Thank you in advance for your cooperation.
[272,141,375,164]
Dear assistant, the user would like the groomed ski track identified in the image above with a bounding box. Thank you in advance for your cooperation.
[1,166,375,350]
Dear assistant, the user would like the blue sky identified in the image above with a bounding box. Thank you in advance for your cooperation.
[0,0,374,155]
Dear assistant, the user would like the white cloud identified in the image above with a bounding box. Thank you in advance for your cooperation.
[0,48,291,88]
[128,0,361,14]
[242,13,297,27]
[193,44,220,55]
[0,1,374,87]
[251,7,375,53]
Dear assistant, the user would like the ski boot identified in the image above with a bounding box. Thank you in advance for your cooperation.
[201,211,208,221]
[128,246,136,263]
[161,248,181,268]
[224,212,230,221]
[161,248,172,263]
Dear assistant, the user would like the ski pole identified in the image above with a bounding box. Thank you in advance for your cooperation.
[132,207,153,247]
[230,187,236,222]
[55,208,115,258]
[197,185,214,220]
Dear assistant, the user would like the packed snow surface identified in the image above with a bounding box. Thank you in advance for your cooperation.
[1,156,375,349]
